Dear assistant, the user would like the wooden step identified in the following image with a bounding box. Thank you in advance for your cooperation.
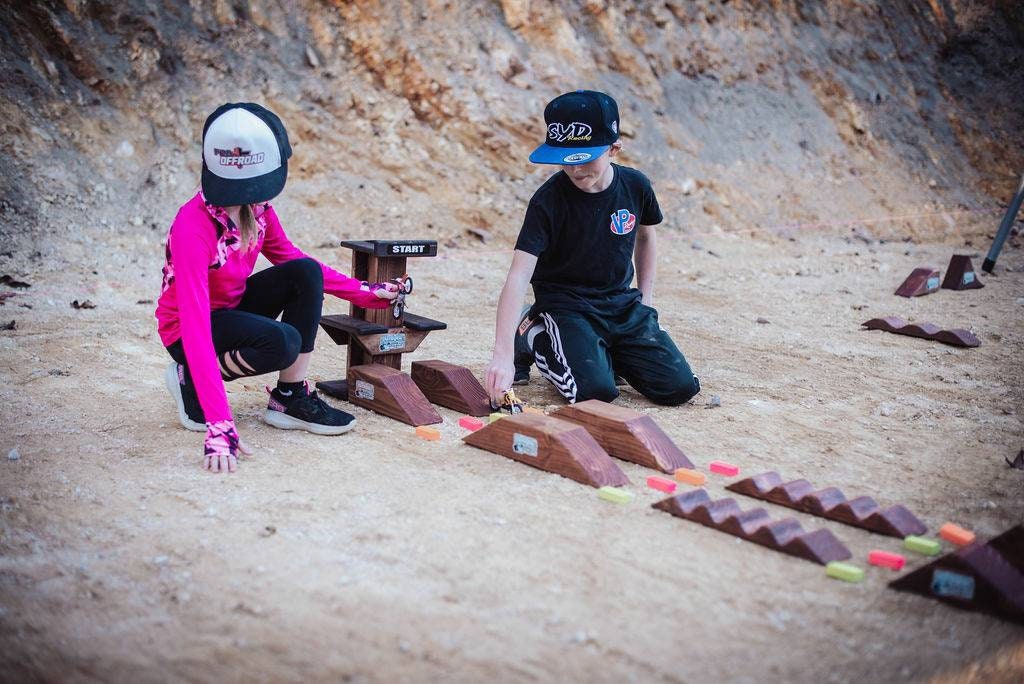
[319,314,388,345]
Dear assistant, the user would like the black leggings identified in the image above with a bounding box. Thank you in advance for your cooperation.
[166,258,324,381]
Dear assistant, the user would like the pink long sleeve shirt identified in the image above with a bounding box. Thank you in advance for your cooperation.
[155,191,386,424]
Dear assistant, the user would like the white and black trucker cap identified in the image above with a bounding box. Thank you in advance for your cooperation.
[201,102,292,206]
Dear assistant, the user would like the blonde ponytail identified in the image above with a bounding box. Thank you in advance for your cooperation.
[238,204,258,251]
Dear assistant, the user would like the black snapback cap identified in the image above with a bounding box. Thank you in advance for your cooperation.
[529,90,620,166]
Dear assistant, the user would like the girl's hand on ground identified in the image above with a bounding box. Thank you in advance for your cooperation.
[203,420,253,473]
[485,356,514,404]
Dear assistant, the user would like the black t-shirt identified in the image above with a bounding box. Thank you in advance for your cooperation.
[514,163,663,317]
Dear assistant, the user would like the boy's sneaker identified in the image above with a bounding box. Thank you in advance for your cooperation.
[513,307,538,386]
[263,383,356,435]
[164,362,206,432]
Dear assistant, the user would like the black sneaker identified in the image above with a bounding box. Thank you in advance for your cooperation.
[165,362,205,432]
[264,384,356,435]
[513,306,538,386]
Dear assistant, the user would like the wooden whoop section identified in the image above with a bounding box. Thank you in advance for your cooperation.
[653,489,852,565]
[463,413,629,488]
[861,317,981,348]
[552,399,695,473]
[725,471,927,538]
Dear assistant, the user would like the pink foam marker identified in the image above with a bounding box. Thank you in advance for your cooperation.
[709,461,739,477]
[458,416,485,432]
[646,475,677,494]
[867,550,906,571]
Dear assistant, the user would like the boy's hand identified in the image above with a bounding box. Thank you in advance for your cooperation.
[485,355,515,404]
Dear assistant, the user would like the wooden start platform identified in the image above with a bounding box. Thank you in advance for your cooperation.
[315,239,488,425]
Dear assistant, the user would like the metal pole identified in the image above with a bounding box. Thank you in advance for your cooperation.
[983,172,1024,273]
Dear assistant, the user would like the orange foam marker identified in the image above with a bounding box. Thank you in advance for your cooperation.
[523,406,545,415]
[646,475,677,494]
[458,416,485,432]
[674,468,706,486]
[868,550,906,571]
[415,426,441,441]
[939,522,975,546]
[709,461,739,477]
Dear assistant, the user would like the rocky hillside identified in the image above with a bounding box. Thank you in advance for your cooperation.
[1,0,1022,268]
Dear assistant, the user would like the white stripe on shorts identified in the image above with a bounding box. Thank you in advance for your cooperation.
[534,312,577,402]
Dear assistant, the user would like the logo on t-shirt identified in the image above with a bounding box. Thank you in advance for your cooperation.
[609,209,636,235]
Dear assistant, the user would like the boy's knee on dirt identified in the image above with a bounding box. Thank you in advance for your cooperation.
[573,364,620,403]
[639,371,700,406]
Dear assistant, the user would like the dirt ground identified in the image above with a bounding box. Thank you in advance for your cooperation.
[1,203,1022,682]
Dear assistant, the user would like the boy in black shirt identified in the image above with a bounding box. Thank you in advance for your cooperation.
[485,90,700,406]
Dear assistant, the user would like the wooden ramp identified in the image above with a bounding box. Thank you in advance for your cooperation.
[889,525,1024,625]
[463,413,628,488]
[347,364,442,426]
[552,399,694,473]
[895,266,940,297]
[410,359,490,417]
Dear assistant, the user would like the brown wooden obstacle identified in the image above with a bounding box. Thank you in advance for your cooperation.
[941,254,984,290]
[862,317,981,348]
[316,239,488,423]
[895,266,941,297]
[462,413,629,488]
[551,400,694,473]
[1007,449,1024,470]
[725,471,927,538]
[411,360,490,417]
[652,489,852,565]
[348,363,442,426]
[889,525,1024,625]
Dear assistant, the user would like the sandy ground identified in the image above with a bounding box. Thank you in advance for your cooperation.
[1,217,1023,682]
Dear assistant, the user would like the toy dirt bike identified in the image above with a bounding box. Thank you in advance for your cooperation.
[491,388,524,414]
[391,274,413,319]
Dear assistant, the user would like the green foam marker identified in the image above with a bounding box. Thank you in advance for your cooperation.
[904,535,942,556]
[597,486,633,504]
[826,561,865,583]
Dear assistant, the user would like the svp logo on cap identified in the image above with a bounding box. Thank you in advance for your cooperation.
[610,209,636,235]
[548,122,593,143]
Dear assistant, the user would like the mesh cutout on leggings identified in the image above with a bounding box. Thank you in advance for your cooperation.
[219,350,251,381]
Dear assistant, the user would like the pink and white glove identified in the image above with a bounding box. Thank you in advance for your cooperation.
[204,419,240,473]
[362,281,400,300]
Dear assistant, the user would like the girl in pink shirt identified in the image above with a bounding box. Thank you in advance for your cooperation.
[156,103,398,473]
